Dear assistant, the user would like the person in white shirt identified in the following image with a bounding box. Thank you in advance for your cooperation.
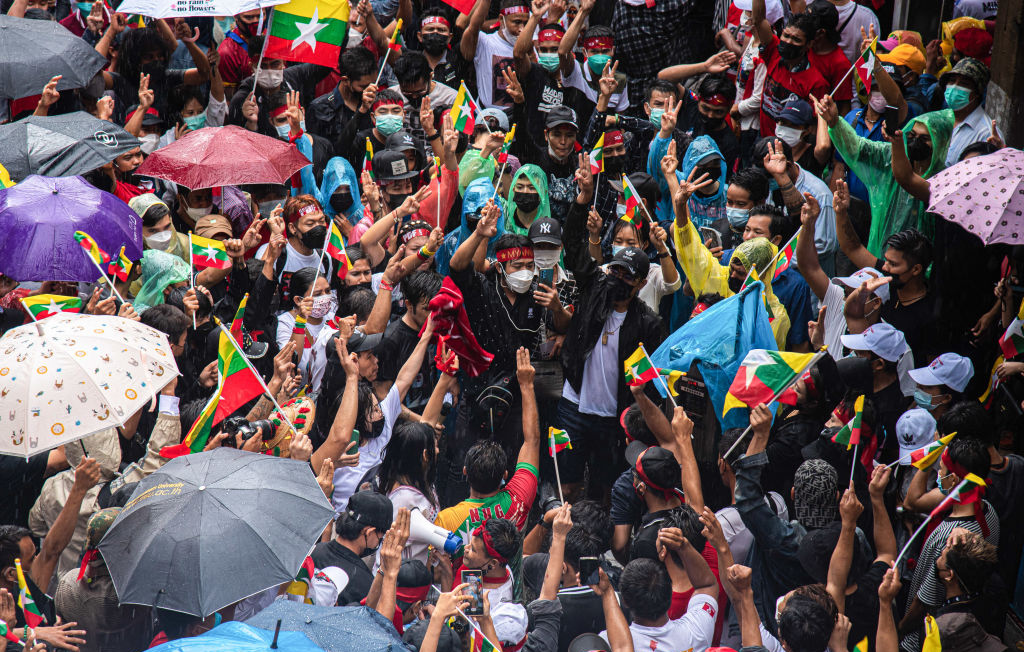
[276,267,335,387]
[938,58,993,165]
[460,0,532,108]
[254,196,333,300]
[829,0,880,67]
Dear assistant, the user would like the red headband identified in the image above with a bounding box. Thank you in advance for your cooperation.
[127,106,160,121]
[401,228,431,244]
[500,5,528,15]
[296,203,322,219]
[421,15,450,28]
[801,369,817,400]
[941,448,967,478]
[473,523,508,563]
[634,448,680,500]
[537,28,564,42]
[691,302,710,317]
[496,246,533,262]
[583,36,613,49]
[700,93,729,107]
[371,97,404,111]
[396,584,430,603]
[620,406,631,440]
[604,130,624,146]
[269,105,290,118]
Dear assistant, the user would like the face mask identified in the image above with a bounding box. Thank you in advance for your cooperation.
[76,1,92,12]
[774,124,803,148]
[237,19,257,37]
[310,294,334,319]
[514,191,541,213]
[375,114,404,136]
[937,473,953,496]
[331,190,354,214]
[820,425,842,441]
[502,265,535,294]
[500,27,517,45]
[587,54,612,76]
[776,40,803,61]
[603,155,625,175]
[258,200,282,218]
[183,112,207,130]
[726,206,750,228]
[944,84,973,111]
[538,53,560,72]
[728,274,743,293]
[360,528,382,557]
[913,388,947,412]
[699,112,724,130]
[275,123,291,139]
[905,135,932,162]
[533,249,560,269]
[615,203,627,218]
[139,133,160,155]
[421,33,449,55]
[387,192,411,210]
[184,203,212,221]
[257,69,284,90]
[649,108,665,127]
[868,91,887,113]
[141,61,166,81]
[216,17,234,35]
[145,230,173,250]
[300,225,327,249]
[464,211,481,231]
[696,165,720,180]
[604,273,634,301]
[611,244,625,256]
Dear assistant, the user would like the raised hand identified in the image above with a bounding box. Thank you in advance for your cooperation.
[419,95,435,135]
[501,67,525,104]
[810,93,839,128]
[704,50,737,73]
[516,346,534,385]
[677,165,714,202]
[575,152,594,195]
[659,97,681,135]
[800,192,820,226]
[598,60,619,98]
[660,138,679,178]
[39,75,62,109]
[138,73,154,110]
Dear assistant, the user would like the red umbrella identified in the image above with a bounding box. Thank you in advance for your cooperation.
[136,125,310,189]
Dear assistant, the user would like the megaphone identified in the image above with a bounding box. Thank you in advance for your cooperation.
[408,508,462,554]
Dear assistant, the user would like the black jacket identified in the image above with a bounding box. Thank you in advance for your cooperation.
[560,198,665,410]
[227,63,331,137]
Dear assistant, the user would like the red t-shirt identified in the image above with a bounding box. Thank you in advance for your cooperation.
[218,32,254,87]
[808,46,853,102]
[758,35,829,135]
[667,542,729,645]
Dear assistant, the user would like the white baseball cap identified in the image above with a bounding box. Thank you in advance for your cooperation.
[909,353,975,393]
[310,566,349,606]
[733,0,784,25]
[896,408,937,464]
[491,600,529,647]
[840,323,908,362]
[833,267,891,303]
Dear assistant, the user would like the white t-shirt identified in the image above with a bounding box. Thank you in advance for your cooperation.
[276,310,332,385]
[954,0,998,19]
[603,593,719,652]
[562,309,626,417]
[308,323,339,393]
[255,240,331,282]
[474,30,515,108]
[833,1,880,67]
[331,384,402,510]
[564,61,630,112]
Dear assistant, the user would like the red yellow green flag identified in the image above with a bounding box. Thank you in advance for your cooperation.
[831,394,864,449]
[213,297,264,423]
[326,222,352,279]
[21,294,82,320]
[190,234,231,270]
[620,173,641,225]
[284,556,316,603]
[624,346,659,386]
[929,473,986,518]
[999,298,1024,359]
[386,19,404,52]
[108,246,133,282]
[910,432,957,469]
[73,231,110,266]
[16,558,44,628]
[450,81,477,134]
[852,637,869,652]
[773,229,799,279]
[922,615,941,652]
[497,125,516,164]
[264,0,351,67]
[589,133,605,174]
[548,427,571,456]
[722,349,816,415]
[364,137,375,178]
[0,618,20,643]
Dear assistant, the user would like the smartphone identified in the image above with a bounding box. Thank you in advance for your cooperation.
[461,569,484,615]
[346,429,360,453]
[884,105,899,135]
[539,267,554,286]
[578,556,601,586]
[699,226,723,249]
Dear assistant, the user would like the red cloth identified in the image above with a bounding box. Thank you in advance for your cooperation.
[667,542,728,645]
[59,10,108,37]
[217,32,254,86]
[758,35,829,136]
[420,276,493,377]
[808,46,853,102]
[114,181,147,204]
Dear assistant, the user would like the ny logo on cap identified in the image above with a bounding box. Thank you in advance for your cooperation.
[539,223,551,234]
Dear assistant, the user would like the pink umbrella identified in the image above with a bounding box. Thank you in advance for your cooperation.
[135,125,310,190]
[928,148,1024,245]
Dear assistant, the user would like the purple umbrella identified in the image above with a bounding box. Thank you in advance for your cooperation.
[0,175,143,282]
[928,148,1024,245]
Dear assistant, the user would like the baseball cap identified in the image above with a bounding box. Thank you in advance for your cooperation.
[936,612,1006,652]
[840,323,909,362]
[310,566,350,606]
[878,44,927,75]
[879,29,925,54]
[896,408,937,464]
[908,352,974,392]
[568,634,612,652]
[477,107,510,132]
[491,601,529,647]
[939,57,991,92]
[733,0,783,24]
[195,214,233,240]
[396,560,432,608]
[126,104,163,126]
[385,130,418,153]
[345,490,393,531]
[778,99,815,127]
[545,105,578,130]
[625,440,681,496]
[372,149,418,181]
[607,246,650,281]
[832,267,891,303]
[348,328,383,354]
[528,217,562,246]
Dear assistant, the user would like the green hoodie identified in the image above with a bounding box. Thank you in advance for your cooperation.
[829,108,954,256]
[502,164,551,236]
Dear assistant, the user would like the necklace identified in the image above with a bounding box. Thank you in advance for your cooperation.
[603,320,623,345]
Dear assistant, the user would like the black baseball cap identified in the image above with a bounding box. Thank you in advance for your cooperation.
[607,246,650,280]
[348,329,383,354]
[625,440,682,495]
[545,105,578,130]
[528,217,562,246]
[345,490,393,531]
[372,149,418,181]
[396,559,433,608]
[568,634,611,652]
[385,130,418,152]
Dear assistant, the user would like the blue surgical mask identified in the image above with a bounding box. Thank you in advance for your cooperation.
[275,123,290,139]
[183,112,207,130]
[611,245,625,256]
[726,206,750,228]
[615,203,627,218]
[649,108,665,127]
[913,388,936,411]
[944,84,973,111]
[538,53,560,72]
[216,17,234,35]
[375,114,404,136]
[587,54,612,76]
[76,2,92,13]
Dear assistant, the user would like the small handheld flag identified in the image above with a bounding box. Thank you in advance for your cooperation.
[386,19,404,52]
[363,138,375,178]
[722,349,817,416]
[922,615,941,652]
[190,234,231,270]
[910,432,957,470]
[999,298,1024,359]
[107,246,133,282]
[16,558,44,628]
[21,294,82,320]
[497,125,516,164]
[624,346,659,386]
[589,134,605,174]
[73,231,110,266]
[772,229,799,280]
[325,222,352,279]
[831,395,864,450]
[0,619,19,643]
[620,173,641,225]
[548,427,571,456]
[264,0,352,67]
[450,81,477,135]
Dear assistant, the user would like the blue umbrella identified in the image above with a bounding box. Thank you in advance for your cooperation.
[149,621,324,652]
[245,602,407,652]
[0,175,142,282]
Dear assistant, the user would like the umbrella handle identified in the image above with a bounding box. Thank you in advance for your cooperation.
[270,619,282,649]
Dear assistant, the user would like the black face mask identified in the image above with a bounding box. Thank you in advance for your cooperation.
[603,273,634,301]
[330,190,354,214]
[889,273,907,290]
[421,33,449,55]
[695,165,719,180]
[141,61,167,83]
[905,136,932,163]
[727,275,743,293]
[514,191,541,213]
[777,40,804,61]
[820,425,842,441]
[407,94,425,109]
[300,225,327,249]
[388,192,411,210]
[603,155,625,175]
[699,112,724,130]
[465,211,481,231]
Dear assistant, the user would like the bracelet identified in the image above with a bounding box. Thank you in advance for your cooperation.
[420,245,437,258]
[379,280,394,292]
[425,131,439,140]
[657,251,670,259]
[777,181,794,191]
[588,237,601,245]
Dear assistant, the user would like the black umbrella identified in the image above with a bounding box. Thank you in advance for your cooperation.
[97,448,335,618]
[0,15,108,100]
[246,602,408,652]
[0,112,141,182]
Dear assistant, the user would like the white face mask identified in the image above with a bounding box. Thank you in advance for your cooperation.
[502,265,535,294]
[257,68,284,90]
[868,90,887,113]
[774,124,803,148]
[310,294,334,319]
[139,133,160,155]
[533,249,560,269]
[145,230,173,250]
[185,204,213,221]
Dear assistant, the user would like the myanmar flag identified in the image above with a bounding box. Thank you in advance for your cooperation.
[910,432,956,469]
[655,368,684,398]
[22,294,82,320]
[108,245,133,282]
[999,298,1024,359]
[740,266,760,292]
[929,473,986,518]
[723,349,816,415]
[620,173,641,225]
[264,0,351,67]
[624,346,659,386]
[548,427,571,456]
[386,19,404,52]
[0,619,19,643]
[855,37,878,95]
[285,556,316,603]
[852,637,869,652]
[16,559,44,628]
[364,137,374,178]
[213,297,264,423]
[451,81,477,134]
[161,384,221,458]
[831,394,864,450]
[497,125,516,164]
[0,163,13,189]
[74,230,110,266]
[326,221,352,279]
[773,229,798,280]
[190,234,231,270]
[589,134,604,174]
